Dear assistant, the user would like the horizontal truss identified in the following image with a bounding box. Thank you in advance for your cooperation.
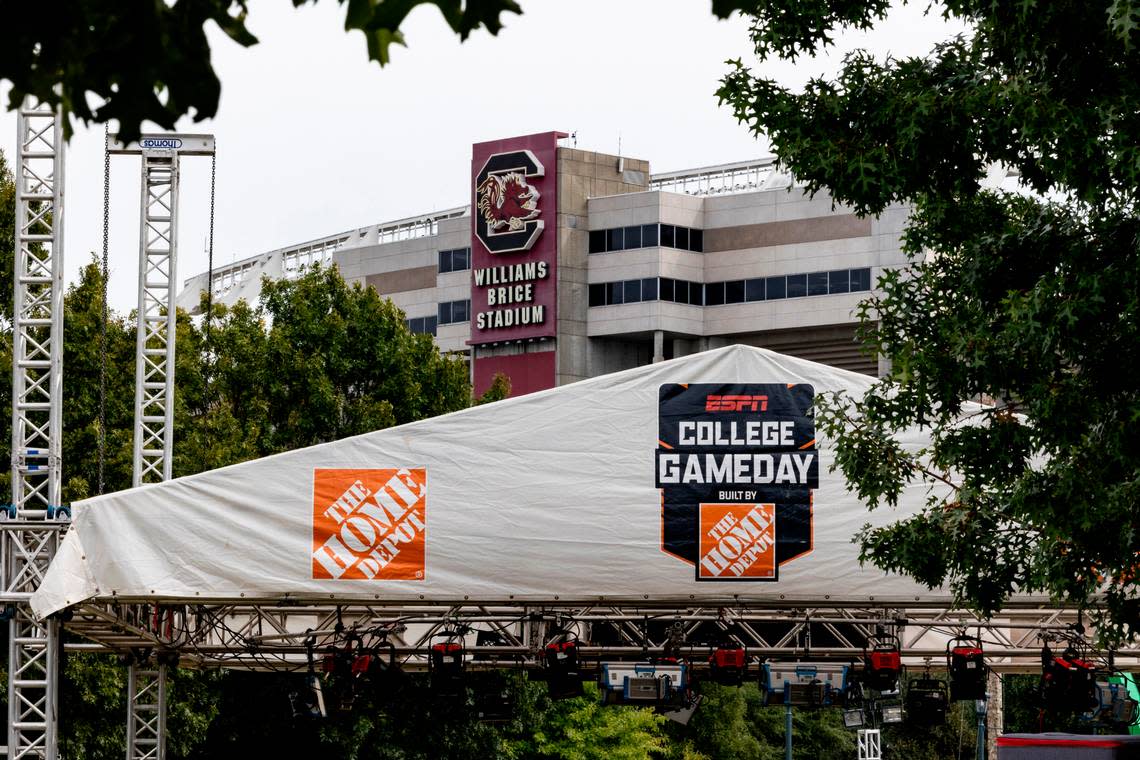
[56,601,1140,674]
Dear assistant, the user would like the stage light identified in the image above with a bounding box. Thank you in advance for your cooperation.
[864,633,901,692]
[843,708,866,729]
[709,644,747,686]
[880,701,905,724]
[948,636,986,701]
[905,677,948,726]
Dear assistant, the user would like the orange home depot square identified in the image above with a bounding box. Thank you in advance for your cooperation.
[311,468,427,581]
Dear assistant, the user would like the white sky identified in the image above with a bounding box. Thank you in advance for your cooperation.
[0,1,965,313]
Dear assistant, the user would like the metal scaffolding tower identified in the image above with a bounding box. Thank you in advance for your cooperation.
[126,664,168,760]
[4,99,67,760]
[107,134,214,487]
[107,132,214,760]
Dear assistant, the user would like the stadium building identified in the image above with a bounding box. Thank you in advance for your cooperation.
[177,131,909,396]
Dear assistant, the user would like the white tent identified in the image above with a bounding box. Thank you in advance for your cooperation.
[33,345,950,619]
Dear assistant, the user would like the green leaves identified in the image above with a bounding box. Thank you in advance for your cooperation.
[0,0,522,140]
[720,0,1140,636]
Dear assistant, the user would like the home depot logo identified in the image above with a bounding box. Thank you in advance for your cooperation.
[312,468,426,581]
[698,503,776,579]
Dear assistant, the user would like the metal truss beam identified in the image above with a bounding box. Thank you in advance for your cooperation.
[6,97,66,760]
[55,602,1140,674]
[132,152,180,486]
[126,664,167,760]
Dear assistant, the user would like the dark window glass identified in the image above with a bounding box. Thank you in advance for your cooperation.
[850,267,872,291]
[746,278,765,302]
[642,277,658,301]
[438,301,451,324]
[690,281,704,306]
[454,300,469,322]
[438,250,452,273]
[589,283,606,307]
[675,227,689,251]
[607,281,624,305]
[642,223,659,247]
[690,228,704,252]
[589,230,607,254]
[660,277,675,302]
[828,269,850,294]
[624,279,641,303]
[725,280,746,304]
[453,248,469,271]
[406,318,419,333]
[766,276,787,300]
[660,224,675,248]
[807,271,829,296]
[705,281,725,306]
[607,227,624,252]
[786,273,807,298]
[624,225,642,249]
[425,316,437,335]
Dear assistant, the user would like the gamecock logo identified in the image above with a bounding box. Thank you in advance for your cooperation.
[477,173,540,232]
[474,150,545,254]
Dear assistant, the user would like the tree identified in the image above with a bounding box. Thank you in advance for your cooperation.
[0,0,524,140]
[717,1,1140,636]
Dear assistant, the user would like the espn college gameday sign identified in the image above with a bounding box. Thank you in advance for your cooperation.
[656,383,819,581]
[469,132,564,344]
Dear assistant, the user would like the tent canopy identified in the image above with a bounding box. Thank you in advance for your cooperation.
[33,345,950,619]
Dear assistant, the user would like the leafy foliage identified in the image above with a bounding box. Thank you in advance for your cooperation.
[0,0,522,140]
[718,1,1140,637]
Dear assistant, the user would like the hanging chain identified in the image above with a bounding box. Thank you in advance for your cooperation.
[99,124,111,495]
[205,149,217,388]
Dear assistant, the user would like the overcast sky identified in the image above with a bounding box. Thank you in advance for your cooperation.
[0,1,965,313]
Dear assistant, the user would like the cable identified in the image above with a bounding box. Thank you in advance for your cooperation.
[205,149,216,385]
[99,124,110,495]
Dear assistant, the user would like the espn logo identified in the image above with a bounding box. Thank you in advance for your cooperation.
[705,394,769,412]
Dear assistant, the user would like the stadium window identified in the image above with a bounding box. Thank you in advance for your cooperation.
[660,224,676,248]
[689,228,704,252]
[850,267,872,291]
[607,227,624,252]
[425,315,437,334]
[589,283,606,306]
[607,281,624,305]
[589,230,607,254]
[642,277,658,301]
[687,281,704,306]
[438,250,452,273]
[829,269,850,294]
[674,226,689,251]
[766,275,787,300]
[786,273,807,298]
[624,279,642,303]
[452,248,470,271]
[624,225,642,249]
[807,271,829,296]
[725,279,746,304]
[660,277,675,302]
[705,281,725,306]
[746,278,765,302]
[642,223,659,247]
[438,299,470,325]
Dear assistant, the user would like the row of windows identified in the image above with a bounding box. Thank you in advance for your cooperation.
[438,247,471,273]
[438,299,471,325]
[589,223,705,255]
[407,316,437,336]
[588,268,872,308]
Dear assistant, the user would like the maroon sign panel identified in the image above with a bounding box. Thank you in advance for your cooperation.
[469,132,564,346]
